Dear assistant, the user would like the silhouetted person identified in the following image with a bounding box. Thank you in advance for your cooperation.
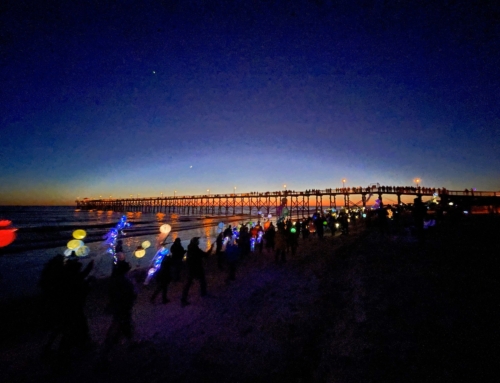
[223,225,233,237]
[238,225,251,257]
[314,215,325,239]
[340,212,349,235]
[215,232,225,270]
[58,255,94,359]
[150,253,173,304]
[39,254,65,356]
[170,238,186,282]
[181,237,214,307]
[377,205,389,236]
[103,260,137,356]
[287,225,299,257]
[265,222,276,252]
[302,219,310,239]
[412,197,426,241]
[274,223,287,263]
[225,238,240,283]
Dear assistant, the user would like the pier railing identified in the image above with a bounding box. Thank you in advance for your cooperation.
[76,187,500,217]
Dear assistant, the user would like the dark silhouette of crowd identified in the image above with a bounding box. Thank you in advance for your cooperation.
[38,199,443,367]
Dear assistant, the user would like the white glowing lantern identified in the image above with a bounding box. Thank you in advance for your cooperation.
[141,240,151,249]
[64,248,73,257]
[160,224,171,234]
[76,246,90,257]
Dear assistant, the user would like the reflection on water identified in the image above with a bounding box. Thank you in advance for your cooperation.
[0,208,255,300]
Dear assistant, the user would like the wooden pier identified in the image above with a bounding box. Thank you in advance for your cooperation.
[76,186,500,217]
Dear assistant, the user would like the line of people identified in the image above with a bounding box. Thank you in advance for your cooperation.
[37,215,354,365]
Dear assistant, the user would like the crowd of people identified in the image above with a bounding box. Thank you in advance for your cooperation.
[38,202,434,366]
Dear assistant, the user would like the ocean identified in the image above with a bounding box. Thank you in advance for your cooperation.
[0,206,252,301]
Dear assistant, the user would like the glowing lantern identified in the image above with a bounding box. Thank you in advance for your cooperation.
[323,221,328,226]
[268,214,272,219]
[0,220,17,248]
[290,227,297,234]
[76,246,90,257]
[64,248,73,257]
[134,248,146,258]
[67,239,83,250]
[160,224,171,234]
[72,229,87,240]
[0,229,17,247]
[141,240,151,249]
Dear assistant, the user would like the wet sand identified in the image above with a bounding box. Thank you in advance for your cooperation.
[0,214,498,382]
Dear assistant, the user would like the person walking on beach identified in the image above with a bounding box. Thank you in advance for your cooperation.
[287,223,299,257]
[215,232,225,270]
[238,225,251,257]
[170,238,186,282]
[150,252,173,304]
[314,214,325,239]
[225,237,240,283]
[58,255,95,358]
[39,254,66,356]
[223,225,233,238]
[181,237,214,307]
[274,223,287,263]
[265,222,276,252]
[102,260,137,357]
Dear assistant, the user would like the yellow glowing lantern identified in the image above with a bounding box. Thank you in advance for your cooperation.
[134,248,146,258]
[141,240,151,249]
[67,239,83,250]
[72,229,87,240]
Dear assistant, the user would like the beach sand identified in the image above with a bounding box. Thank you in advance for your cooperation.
[0,215,497,382]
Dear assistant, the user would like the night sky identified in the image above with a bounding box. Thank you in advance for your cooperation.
[1,0,499,205]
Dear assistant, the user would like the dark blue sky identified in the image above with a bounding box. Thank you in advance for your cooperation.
[1,0,499,205]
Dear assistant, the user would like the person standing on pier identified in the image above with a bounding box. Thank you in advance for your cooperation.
[181,237,214,307]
